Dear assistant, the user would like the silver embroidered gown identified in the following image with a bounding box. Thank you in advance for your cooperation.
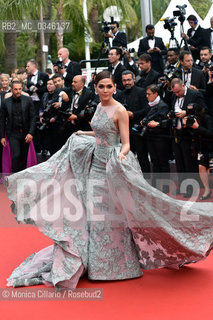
[6,104,213,289]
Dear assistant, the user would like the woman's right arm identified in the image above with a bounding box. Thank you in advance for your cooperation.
[75,130,95,136]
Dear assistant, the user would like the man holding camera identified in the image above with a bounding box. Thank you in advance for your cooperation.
[104,21,127,49]
[39,77,69,155]
[170,78,205,197]
[177,51,206,94]
[26,59,49,153]
[181,15,204,62]
[26,59,49,115]
[194,47,213,84]
[120,70,150,175]
[62,75,95,142]
[57,47,82,88]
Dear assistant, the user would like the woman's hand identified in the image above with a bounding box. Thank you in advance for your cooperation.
[118,152,127,162]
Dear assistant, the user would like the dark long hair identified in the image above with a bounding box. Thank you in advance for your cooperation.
[95,70,115,85]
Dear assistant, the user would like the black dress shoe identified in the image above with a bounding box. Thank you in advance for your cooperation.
[200,191,212,200]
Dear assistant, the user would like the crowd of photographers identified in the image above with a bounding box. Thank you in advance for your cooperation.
[0,10,213,199]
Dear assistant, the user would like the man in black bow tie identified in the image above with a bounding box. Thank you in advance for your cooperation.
[137,24,167,75]
[0,81,36,172]
[57,47,81,87]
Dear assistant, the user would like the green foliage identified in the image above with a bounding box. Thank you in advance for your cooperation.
[189,0,212,19]
[17,33,37,67]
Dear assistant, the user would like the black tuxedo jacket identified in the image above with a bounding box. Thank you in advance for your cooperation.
[112,31,127,48]
[64,61,82,87]
[187,25,204,61]
[27,71,49,101]
[176,66,206,93]
[70,86,94,131]
[0,95,36,139]
[171,88,206,137]
[119,85,149,123]
[135,68,159,89]
[108,62,126,90]
[171,87,205,111]
[137,36,167,74]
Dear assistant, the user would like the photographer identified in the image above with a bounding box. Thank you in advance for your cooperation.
[182,105,213,200]
[170,78,205,197]
[120,70,150,176]
[177,51,206,94]
[26,59,49,154]
[181,15,204,62]
[57,47,81,88]
[62,75,95,143]
[195,47,213,83]
[104,21,127,49]
[140,84,171,192]
[39,78,69,155]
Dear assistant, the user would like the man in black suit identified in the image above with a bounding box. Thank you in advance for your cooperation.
[137,24,167,75]
[26,59,49,154]
[135,53,159,89]
[181,15,204,62]
[57,47,81,87]
[200,17,213,53]
[120,70,150,176]
[108,47,126,90]
[104,21,127,48]
[63,75,95,142]
[177,51,206,94]
[170,78,205,197]
[0,81,36,173]
[26,59,49,115]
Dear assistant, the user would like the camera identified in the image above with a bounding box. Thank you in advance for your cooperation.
[168,110,178,127]
[27,79,44,93]
[186,103,197,127]
[131,122,148,137]
[173,4,187,23]
[101,16,115,34]
[53,58,65,69]
[123,48,135,54]
[39,100,55,131]
[163,17,177,32]
[79,100,97,120]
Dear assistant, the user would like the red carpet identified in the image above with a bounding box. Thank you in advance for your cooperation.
[1,184,213,320]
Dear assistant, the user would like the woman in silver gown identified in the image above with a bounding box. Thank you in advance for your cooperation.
[6,71,213,289]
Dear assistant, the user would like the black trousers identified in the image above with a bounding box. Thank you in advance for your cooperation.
[9,131,29,173]
[147,134,170,187]
[172,137,198,187]
[130,133,150,177]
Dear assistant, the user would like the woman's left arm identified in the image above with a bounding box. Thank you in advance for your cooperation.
[116,107,130,161]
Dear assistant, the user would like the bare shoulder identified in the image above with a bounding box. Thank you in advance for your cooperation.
[114,102,128,116]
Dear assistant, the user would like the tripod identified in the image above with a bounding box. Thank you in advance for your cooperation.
[179,21,191,52]
[168,29,180,49]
